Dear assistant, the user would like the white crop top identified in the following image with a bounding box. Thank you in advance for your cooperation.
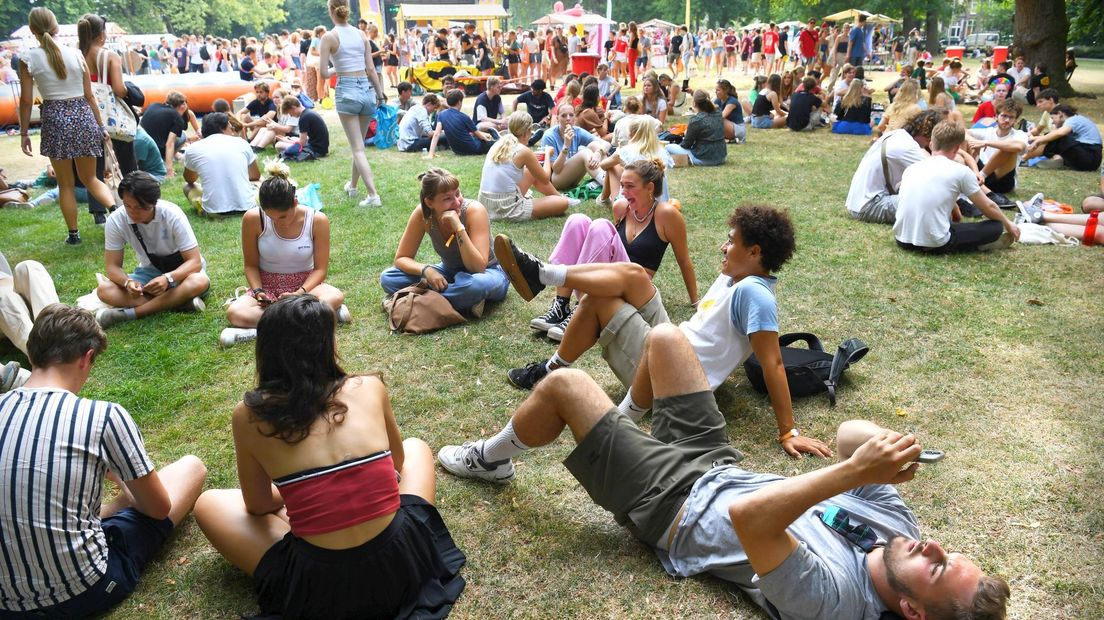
[479,145,526,193]
[331,24,366,74]
[258,207,316,274]
[25,45,86,100]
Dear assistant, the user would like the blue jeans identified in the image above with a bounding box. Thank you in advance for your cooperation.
[379,263,508,312]
[664,143,705,166]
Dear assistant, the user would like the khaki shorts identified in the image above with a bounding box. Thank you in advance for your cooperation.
[563,391,744,546]
[598,287,669,387]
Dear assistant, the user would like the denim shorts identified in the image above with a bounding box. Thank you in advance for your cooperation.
[335,76,377,117]
[751,115,773,129]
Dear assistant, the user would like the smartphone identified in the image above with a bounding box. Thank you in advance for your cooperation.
[915,449,944,464]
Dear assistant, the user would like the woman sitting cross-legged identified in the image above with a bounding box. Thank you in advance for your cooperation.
[478,111,579,222]
[221,162,348,348]
[194,295,466,619]
[528,158,698,342]
[832,78,873,135]
[380,168,509,317]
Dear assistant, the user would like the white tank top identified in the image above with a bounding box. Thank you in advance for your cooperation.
[480,145,526,193]
[26,45,86,100]
[331,24,366,73]
[258,207,315,274]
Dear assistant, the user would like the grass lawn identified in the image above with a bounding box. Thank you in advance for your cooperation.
[1,59,1102,619]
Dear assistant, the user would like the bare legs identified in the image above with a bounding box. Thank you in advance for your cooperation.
[194,437,435,576]
[101,455,207,527]
[1039,212,1104,244]
[51,157,117,233]
[227,284,345,328]
[339,113,380,198]
[95,273,210,318]
[550,263,656,364]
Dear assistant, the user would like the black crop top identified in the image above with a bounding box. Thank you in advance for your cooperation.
[752,90,774,116]
[617,215,667,272]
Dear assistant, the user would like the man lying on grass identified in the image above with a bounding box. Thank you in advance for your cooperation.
[494,204,830,457]
[438,324,1010,620]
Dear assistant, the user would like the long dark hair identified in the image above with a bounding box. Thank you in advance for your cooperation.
[244,295,348,444]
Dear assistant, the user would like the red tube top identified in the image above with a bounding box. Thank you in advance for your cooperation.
[273,450,401,536]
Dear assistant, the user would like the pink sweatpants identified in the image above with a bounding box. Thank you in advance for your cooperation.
[548,214,629,266]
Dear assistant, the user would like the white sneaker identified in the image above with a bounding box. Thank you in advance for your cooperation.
[337,304,352,324]
[190,297,206,313]
[437,442,515,483]
[95,308,132,329]
[566,197,582,208]
[359,194,382,208]
[343,181,358,197]
[219,327,257,348]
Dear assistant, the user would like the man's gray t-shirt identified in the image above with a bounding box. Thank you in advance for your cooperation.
[657,466,920,620]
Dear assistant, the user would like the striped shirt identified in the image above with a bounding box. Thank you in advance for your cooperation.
[0,387,154,611]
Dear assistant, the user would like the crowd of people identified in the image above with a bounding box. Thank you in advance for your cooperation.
[4,3,1104,619]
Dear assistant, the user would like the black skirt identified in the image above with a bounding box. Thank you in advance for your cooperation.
[253,495,466,619]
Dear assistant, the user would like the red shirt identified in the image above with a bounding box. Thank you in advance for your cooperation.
[763,31,778,54]
[798,29,819,58]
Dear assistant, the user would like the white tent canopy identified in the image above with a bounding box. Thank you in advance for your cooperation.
[532,10,615,26]
[397,4,509,21]
[639,19,680,31]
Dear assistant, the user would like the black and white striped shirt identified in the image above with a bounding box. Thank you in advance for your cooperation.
[0,387,154,611]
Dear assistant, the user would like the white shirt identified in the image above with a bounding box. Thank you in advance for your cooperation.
[398,105,435,150]
[1007,65,1030,86]
[893,156,981,247]
[183,134,258,213]
[845,129,927,214]
[969,125,1028,166]
[105,200,200,268]
[25,46,86,100]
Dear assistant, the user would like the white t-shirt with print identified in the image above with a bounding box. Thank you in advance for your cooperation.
[893,156,981,248]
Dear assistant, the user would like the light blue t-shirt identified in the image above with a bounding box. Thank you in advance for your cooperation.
[1065,114,1102,146]
[848,26,868,58]
[658,466,920,620]
[729,275,779,336]
[541,124,596,158]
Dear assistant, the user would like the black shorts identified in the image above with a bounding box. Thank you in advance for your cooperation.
[563,391,743,547]
[984,167,1016,194]
[254,496,465,620]
[1044,135,1104,171]
[387,56,399,67]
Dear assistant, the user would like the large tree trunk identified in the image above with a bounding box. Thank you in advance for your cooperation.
[902,12,917,38]
[1014,0,1072,95]
[924,9,940,54]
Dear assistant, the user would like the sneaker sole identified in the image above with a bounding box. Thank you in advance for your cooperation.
[547,329,565,342]
[494,234,537,302]
[529,319,555,332]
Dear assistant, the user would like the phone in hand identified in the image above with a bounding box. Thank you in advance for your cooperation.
[915,449,944,464]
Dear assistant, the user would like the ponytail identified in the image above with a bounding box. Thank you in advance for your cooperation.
[29,8,66,80]
[489,111,532,165]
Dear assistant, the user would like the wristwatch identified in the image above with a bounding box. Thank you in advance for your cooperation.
[165,273,176,288]
[778,428,801,443]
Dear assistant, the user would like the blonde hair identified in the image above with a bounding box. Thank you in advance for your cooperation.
[29,7,66,80]
[928,76,946,105]
[840,79,865,110]
[891,79,920,109]
[930,119,964,152]
[625,117,663,157]
[328,0,351,21]
[489,111,532,164]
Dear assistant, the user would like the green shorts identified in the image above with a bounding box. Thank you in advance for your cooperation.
[597,288,670,387]
[563,390,743,546]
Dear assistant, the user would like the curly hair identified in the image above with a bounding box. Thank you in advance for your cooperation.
[244,295,349,444]
[728,204,796,273]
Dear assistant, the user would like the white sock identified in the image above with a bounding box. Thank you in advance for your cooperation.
[618,391,650,422]
[122,308,137,321]
[480,421,530,463]
[539,263,567,287]
[547,352,572,372]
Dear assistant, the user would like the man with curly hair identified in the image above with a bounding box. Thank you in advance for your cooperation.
[476,205,831,458]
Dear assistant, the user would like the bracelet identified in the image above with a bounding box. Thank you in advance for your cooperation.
[420,264,437,279]
[297,286,307,294]
[252,287,267,297]
[123,277,134,288]
[778,428,801,443]
[454,226,466,235]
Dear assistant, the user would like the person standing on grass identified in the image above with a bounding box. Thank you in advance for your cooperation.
[894,121,1020,254]
[0,303,206,617]
[493,205,831,458]
[319,0,387,207]
[17,7,118,245]
[438,327,1010,620]
[221,163,349,348]
[94,172,211,328]
[196,295,466,619]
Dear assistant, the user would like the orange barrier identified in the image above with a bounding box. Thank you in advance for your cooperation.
[1,73,279,126]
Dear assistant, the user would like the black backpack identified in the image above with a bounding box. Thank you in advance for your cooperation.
[743,333,869,406]
[199,45,210,61]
